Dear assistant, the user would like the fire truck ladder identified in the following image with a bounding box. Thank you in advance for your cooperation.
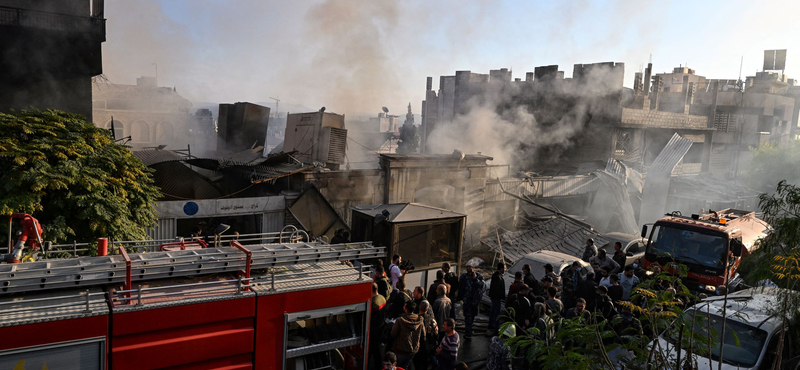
[0,241,384,295]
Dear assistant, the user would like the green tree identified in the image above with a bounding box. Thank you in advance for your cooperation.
[500,265,717,370]
[744,140,800,193]
[0,109,160,248]
[743,180,800,370]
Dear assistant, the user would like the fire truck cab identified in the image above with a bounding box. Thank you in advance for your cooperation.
[640,209,769,294]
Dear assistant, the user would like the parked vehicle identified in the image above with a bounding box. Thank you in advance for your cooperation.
[600,232,646,268]
[481,250,593,306]
[641,209,770,294]
[648,287,800,370]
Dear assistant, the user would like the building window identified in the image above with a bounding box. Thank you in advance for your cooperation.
[156,122,174,142]
[396,221,460,268]
[105,120,124,139]
[713,113,737,132]
[131,121,150,142]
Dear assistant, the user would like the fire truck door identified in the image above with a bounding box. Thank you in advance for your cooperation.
[0,337,104,370]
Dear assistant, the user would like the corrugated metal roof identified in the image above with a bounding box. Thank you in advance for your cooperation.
[379,153,494,161]
[351,203,466,223]
[481,216,609,263]
[649,133,693,174]
[151,162,224,200]
[485,175,599,202]
[639,133,693,225]
[133,150,185,166]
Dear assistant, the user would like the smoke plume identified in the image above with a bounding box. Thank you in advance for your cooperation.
[425,64,624,170]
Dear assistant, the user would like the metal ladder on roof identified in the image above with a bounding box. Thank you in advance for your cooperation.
[0,242,384,295]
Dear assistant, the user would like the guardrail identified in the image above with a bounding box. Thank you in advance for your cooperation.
[253,263,370,292]
[111,277,253,307]
[0,289,106,315]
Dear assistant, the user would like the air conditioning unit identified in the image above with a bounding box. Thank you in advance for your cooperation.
[319,126,347,165]
[284,111,347,168]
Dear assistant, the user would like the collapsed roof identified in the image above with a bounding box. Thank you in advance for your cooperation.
[481,215,609,264]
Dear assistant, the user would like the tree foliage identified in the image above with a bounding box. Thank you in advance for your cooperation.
[742,180,800,369]
[744,140,800,193]
[500,265,716,370]
[0,109,160,246]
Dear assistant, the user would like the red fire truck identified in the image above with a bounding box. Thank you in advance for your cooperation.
[0,225,385,369]
[641,209,770,294]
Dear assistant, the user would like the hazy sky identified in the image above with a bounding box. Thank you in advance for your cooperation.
[102,0,800,116]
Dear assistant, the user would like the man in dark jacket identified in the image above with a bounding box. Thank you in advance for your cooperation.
[579,272,599,310]
[560,261,584,310]
[391,301,425,369]
[581,238,598,262]
[565,298,590,322]
[508,271,525,296]
[611,242,626,269]
[458,265,485,338]
[522,264,542,296]
[607,274,624,302]
[510,285,532,329]
[442,262,460,319]
[595,286,617,321]
[369,283,387,369]
[413,286,432,316]
[374,265,393,299]
[543,263,561,288]
[487,262,506,335]
[427,270,450,304]
[413,301,438,370]
[388,279,413,319]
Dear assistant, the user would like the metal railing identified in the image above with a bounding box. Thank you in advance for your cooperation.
[254,263,370,292]
[0,289,106,316]
[25,227,321,260]
[111,277,253,307]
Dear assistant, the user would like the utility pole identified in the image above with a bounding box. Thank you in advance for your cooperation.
[732,57,745,178]
[152,63,158,85]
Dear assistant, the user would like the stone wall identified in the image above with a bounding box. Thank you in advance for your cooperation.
[621,108,709,129]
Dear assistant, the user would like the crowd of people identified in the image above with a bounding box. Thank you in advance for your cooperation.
[367,241,655,369]
[369,254,486,370]
[483,238,654,369]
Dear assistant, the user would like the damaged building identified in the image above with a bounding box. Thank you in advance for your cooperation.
[92,76,216,152]
[616,61,800,179]
[421,63,626,170]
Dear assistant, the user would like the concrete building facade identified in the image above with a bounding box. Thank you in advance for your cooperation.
[0,0,106,120]
[639,64,800,178]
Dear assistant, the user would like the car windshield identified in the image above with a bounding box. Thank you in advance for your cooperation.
[667,309,768,368]
[647,225,727,269]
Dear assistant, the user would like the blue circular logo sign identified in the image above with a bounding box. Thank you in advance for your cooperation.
[183,201,199,216]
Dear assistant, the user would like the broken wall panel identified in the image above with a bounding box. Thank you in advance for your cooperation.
[638,133,693,226]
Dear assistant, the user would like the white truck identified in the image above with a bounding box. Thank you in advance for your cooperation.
[648,287,800,370]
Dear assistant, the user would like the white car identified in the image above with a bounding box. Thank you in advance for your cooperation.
[647,287,800,370]
[481,250,594,306]
[600,232,646,267]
